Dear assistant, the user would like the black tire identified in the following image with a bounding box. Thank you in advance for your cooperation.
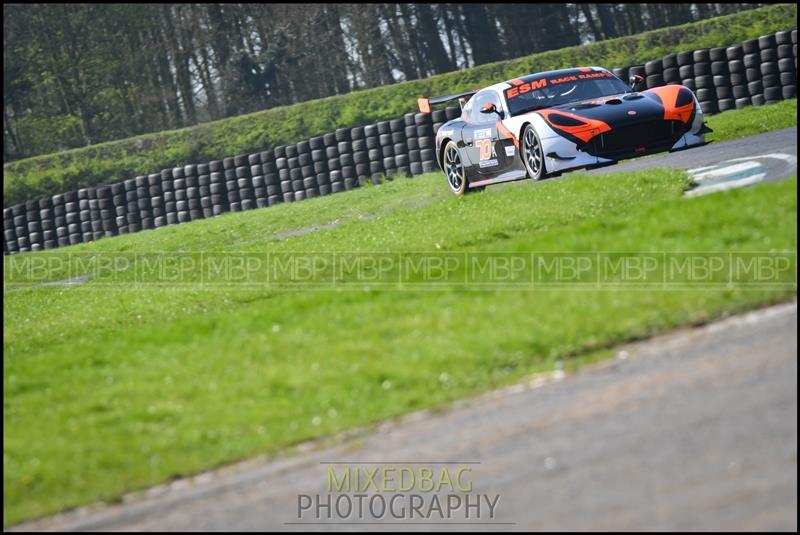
[777,44,793,59]
[718,99,735,112]
[728,59,744,74]
[760,62,778,76]
[695,75,713,89]
[742,39,759,55]
[746,68,761,82]
[333,128,349,142]
[710,62,728,76]
[778,58,796,73]
[709,47,726,62]
[699,100,718,114]
[743,53,760,69]
[762,74,780,89]
[445,106,461,121]
[758,34,776,50]
[764,86,782,100]
[521,124,546,181]
[726,45,743,61]
[646,74,664,88]
[677,51,694,66]
[644,59,662,75]
[695,88,715,101]
[760,48,778,62]
[694,62,710,76]
[712,75,730,87]
[732,85,749,99]
[693,49,710,63]
[442,141,469,196]
[780,72,797,86]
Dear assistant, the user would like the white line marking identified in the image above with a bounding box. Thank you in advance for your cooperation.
[687,163,725,175]
[726,152,797,164]
[685,173,767,196]
[689,161,763,181]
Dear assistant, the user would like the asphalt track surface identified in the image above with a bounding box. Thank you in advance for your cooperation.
[588,126,797,183]
[15,303,797,532]
[11,128,798,532]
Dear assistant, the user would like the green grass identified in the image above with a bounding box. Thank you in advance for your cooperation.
[706,98,797,142]
[4,163,797,526]
[3,3,796,207]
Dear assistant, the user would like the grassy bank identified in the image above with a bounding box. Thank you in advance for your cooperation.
[706,98,797,142]
[3,4,796,207]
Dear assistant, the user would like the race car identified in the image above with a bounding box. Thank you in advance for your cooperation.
[418,66,712,195]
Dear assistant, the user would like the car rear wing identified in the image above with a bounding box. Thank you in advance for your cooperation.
[417,90,478,113]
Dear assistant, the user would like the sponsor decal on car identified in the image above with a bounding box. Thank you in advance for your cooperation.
[505,70,615,100]
[505,146,516,157]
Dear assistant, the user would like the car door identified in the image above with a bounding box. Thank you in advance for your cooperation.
[461,90,517,177]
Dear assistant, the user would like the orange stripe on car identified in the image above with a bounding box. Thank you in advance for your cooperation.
[537,110,611,143]
[496,121,519,149]
[646,85,695,123]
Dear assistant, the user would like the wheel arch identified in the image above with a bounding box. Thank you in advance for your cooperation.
[518,121,551,178]
[437,138,453,170]
[517,122,532,168]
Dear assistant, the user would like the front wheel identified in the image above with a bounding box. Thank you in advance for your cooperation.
[521,125,546,181]
[443,141,469,196]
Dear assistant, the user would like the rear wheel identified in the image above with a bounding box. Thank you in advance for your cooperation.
[521,125,546,181]
[443,141,468,196]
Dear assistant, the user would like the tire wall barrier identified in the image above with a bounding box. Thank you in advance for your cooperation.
[4,30,797,255]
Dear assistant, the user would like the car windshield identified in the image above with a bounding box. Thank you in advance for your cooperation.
[504,72,631,116]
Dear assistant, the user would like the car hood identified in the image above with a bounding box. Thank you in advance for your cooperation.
[546,91,667,127]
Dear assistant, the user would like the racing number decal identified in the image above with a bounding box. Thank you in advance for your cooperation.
[473,128,498,169]
[476,139,493,161]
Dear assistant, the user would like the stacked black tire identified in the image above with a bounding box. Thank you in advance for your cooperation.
[4,30,798,255]
[415,110,437,174]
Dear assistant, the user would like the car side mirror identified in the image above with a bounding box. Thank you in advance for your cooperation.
[629,74,644,90]
[480,103,504,119]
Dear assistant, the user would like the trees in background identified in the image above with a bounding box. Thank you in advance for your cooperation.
[3,3,761,161]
